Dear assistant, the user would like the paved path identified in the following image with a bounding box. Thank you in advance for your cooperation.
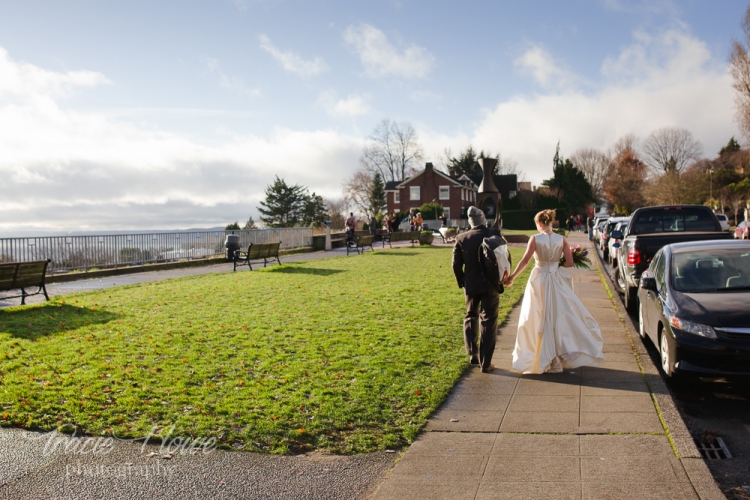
[371,231,724,500]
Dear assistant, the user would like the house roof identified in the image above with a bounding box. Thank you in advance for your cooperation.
[384,181,400,191]
[396,166,477,189]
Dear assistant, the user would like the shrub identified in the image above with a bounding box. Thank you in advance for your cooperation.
[419,202,443,220]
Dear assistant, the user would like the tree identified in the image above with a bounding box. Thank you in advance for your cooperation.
[444,146,517,185]
[325,198,349,230]
[257,176,307,227]
[419,202,444,220]
[446,145,482,184]
[730,7,750,142]
[603,150,647,214]
[302,192,329,227]
[541,143,595,214]
[360,119,424,182]
[342,169,373,217]
[243,216,257,229]
[642,127,702,174]
[369,172,387,217]
[569,148,609,202]
[225,221,241,230]
[729,177,750,224]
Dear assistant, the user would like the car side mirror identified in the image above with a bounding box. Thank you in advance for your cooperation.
[611,230,623,239]
[640,276,657,292]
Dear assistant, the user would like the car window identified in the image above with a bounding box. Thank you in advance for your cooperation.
[632,209,717,234]
[653,251,667,292]
[672,248,750,292]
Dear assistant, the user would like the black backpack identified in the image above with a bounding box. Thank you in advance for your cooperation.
[479,235,511,288]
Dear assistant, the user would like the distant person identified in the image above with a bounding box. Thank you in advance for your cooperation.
[345,212,356,241]
[587,216,594,240]
[440,213,448,227]
[415,212,423,231]
[369,215,378,236]
[567,216,575,232]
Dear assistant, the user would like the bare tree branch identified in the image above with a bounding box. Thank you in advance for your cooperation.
[360,119,423,182]
[642,127,702,174]
[341,169,373,218]
[730,6,750,142]
[569,147,609,202]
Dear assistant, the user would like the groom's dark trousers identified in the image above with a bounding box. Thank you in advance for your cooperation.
[452,225,503,371]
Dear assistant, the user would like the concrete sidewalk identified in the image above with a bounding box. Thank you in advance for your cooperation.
[371,231,724,500]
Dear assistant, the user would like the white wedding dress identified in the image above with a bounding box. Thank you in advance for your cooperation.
[511,232,605,374]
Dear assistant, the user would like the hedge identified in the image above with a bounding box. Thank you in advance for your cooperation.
[500,209,568,230]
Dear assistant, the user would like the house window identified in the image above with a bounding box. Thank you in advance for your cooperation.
[439,185,450,200]
[394,208,400,213]
[410,186,420,201]
[443,207,450,219]
[461,189,465,201]
[394,191,400,203]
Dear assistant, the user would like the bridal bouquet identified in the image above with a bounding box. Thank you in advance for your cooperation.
[560,246,592,269]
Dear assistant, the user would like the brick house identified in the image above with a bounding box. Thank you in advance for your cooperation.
[384,163,478,220]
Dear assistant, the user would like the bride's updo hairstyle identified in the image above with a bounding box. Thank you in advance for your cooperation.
[534,209,556,228]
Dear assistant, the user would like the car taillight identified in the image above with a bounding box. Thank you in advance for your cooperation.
[603,233,609,240]
[627,249,641,266]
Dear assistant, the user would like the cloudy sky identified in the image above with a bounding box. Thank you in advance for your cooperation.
[0,0,746,235]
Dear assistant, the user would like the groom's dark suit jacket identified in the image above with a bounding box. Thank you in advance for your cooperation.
[452,225,503,296]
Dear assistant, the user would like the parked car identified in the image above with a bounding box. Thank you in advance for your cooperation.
[612,205,732,312]
[607,220,629,265]
[599,216,629,261]
[715,213,730,232]
[638,240,750,378]
[736,220,749,240]
[594,220,608,244]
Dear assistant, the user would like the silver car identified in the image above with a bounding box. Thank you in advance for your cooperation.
[715,213,730,232]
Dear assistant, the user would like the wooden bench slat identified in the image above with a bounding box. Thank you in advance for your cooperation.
[0,259,50,305]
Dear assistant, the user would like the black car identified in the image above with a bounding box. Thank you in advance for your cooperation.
[638,240,750,378]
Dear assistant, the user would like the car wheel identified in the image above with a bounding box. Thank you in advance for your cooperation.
[624,285,637,313]
[613,267,625,293]
[638,302,647,339]
[659,332,679,379]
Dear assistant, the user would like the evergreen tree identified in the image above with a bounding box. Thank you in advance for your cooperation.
[720,136,741,156]
[302,192,329,227]
[243,216,257,229]
[368,172,387,216]
[542,143,595,213]
[257,176,307,227]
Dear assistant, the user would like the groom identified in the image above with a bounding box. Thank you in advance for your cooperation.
[452,206,503,373]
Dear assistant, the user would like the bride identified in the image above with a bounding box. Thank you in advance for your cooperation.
[503,209,604,374]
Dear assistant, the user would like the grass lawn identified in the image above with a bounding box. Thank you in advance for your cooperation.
[0,246,528,454]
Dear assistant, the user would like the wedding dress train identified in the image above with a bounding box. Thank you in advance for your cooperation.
[511,233,605,374]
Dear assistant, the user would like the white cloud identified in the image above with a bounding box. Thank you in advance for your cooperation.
[0,49,357,234]
[514,44,579,89]
[0,47,109,100]
[317,90,371,117]
[343,24,434,79]
[421,28,736,187]
[258,34,327,78]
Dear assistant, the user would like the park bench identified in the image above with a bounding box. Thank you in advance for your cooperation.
[346,235,374,255]
[0,259,51,305]
[233,242,282,271]
[382,230,421,248]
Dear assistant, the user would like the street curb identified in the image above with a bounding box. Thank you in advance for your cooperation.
[592,241,725,499]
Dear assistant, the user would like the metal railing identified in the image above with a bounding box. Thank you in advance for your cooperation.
[0,228,313,274]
